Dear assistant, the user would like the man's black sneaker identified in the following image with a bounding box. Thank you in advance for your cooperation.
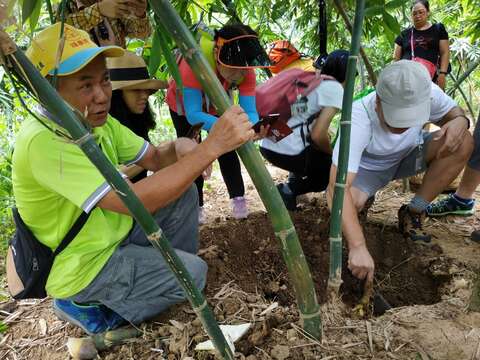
[398,204,431,243]
[276,183,297,211]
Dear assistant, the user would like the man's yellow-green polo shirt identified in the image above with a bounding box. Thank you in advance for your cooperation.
[12,114,149,298]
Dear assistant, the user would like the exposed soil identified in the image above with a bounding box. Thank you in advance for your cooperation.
[202,204,449,310]
[1,164,480,359]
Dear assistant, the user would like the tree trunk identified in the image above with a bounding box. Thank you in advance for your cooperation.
[447,58,480,97]
[318,0,327,60]
[332,0,377,85]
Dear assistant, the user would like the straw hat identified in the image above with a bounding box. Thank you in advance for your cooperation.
[107,51,166,91]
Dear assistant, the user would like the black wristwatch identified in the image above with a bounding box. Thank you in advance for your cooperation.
[438,70,448,75]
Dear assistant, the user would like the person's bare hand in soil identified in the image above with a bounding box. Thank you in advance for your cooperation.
[327,165,376,281]
[348,244,374,282]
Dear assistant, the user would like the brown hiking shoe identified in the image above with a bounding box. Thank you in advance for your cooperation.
[398,204,431,242]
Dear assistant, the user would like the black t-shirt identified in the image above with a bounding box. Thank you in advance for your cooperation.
[395,23,449,66]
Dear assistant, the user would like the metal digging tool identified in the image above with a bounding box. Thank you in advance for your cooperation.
[353,280,392,317]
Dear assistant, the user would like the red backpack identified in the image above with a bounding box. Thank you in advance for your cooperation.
[256,68,334,123]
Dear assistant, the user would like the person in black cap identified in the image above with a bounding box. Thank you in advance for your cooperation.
[260,50,350,210]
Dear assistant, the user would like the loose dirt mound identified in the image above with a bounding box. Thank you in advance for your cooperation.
[2,166,480,359]
[202,203,449,310]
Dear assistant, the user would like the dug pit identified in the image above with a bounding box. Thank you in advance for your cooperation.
[200,203,452,311]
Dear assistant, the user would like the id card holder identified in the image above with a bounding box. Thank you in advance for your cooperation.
[291,95,308,117]
[414,134,424,172]
[415,144,423,172]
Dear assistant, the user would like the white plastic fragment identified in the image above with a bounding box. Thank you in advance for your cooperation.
[195,323,252,352]
[260,302,279,316]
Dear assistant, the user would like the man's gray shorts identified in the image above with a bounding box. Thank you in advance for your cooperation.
[352,132,434,197]
[67,185,207,324]
[468,122,480,171]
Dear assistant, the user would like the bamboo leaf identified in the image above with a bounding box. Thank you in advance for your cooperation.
[364,5,384,17]
[21,0,39,24]
[148,31,162,76]
[365,0,384,8]
[382,9,400,35]
[385,0,409,10]
[29,0,42,32]
[155,22,183,89]
[7,0,16,17]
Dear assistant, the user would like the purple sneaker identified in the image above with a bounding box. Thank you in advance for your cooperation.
[231,196,248,219]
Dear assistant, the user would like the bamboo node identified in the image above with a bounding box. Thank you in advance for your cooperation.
[184,48,197,59]
[340,121,352,125]
[299,307,322,320]
[329,236,342,242]
[147,229,163,242]
[334,183,346,188]
[193,300,207,314]
[72,132,94,146]
[275,227,296,240]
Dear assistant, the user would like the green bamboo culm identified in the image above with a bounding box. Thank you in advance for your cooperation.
[149,0,322,340]
[45,0,55,24]
[155,20,183,91]
[328,0,366,291]
[3,47,234,360]
[51,0,67,89]
[447,58,480,96]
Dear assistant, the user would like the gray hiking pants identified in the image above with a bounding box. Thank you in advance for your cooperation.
[68,185,207,324]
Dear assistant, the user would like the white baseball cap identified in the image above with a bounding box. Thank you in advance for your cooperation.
[376,60,432,128]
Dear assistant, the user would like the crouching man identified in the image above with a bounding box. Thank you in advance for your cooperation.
[327,60,473,281]
[12,23,255,333]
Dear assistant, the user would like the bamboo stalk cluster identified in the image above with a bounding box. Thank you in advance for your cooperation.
[1,0,371,357]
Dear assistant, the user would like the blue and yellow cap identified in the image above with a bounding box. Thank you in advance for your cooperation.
[26,23,124,77]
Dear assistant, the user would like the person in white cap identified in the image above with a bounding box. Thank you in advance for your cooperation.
[326,60,473,282]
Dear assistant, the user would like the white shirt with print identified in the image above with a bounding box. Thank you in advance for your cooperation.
[332,83,457,173]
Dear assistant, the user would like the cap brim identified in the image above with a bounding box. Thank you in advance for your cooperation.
[219,38,272,68]
[49,46,124,76]
[382,99,431,128]
[112,79,167,92]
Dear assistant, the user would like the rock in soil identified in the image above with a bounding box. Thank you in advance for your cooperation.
[270,344,290,360]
